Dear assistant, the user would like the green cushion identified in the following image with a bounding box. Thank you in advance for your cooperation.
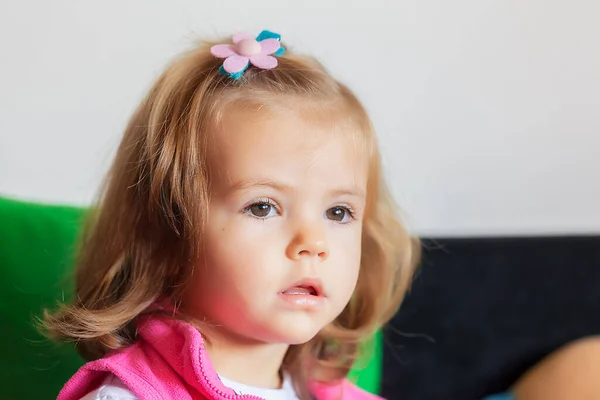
[0,196,86,399]
[0,195,382,398]
[348,329,383,394]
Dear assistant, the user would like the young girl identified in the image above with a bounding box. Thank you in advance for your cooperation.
[43,30,419,400]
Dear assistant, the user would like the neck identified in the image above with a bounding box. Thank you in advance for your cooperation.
[202,327,289,389]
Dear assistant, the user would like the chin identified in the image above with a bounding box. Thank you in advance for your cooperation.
[284,333,320,345]
[270,323,324,345]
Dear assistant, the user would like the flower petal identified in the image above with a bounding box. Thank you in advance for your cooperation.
[259,38,280,55]
[250,54,278,70]
[223,54,250,73]
[210,44,236,58]
[233,32,254,44]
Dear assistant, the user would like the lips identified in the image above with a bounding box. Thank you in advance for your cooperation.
[278,279,326,308]
[281,279,323,297]
[282,285,318,296]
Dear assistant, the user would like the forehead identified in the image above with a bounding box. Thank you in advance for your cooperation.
[208,104,369,191]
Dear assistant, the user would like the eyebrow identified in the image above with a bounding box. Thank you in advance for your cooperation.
[226,179,366,199]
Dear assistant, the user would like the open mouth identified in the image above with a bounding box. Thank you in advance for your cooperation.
[282,285,319,296]
[281,279,323,297]
[279,279,325,307]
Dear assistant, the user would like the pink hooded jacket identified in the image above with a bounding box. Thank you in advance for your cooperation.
[57,314,383,400]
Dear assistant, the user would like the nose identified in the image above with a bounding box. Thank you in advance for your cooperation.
[286,223,329,261]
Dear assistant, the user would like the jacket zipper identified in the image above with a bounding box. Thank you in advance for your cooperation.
[196,340,265,400]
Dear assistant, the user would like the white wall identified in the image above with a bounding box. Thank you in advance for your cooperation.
[0,0,598,237]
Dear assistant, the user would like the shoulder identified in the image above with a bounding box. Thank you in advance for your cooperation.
[58,341,167,400]
[311,379,384,400]
[512,336,600,399]
[79,375,139,400]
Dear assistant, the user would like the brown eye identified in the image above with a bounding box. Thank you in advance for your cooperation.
[246,202,276,218]
[326,207,350,222]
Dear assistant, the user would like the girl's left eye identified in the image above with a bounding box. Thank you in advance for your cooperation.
[326,206,354,223]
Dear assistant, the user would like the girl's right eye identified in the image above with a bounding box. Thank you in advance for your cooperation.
[243,201,278,219]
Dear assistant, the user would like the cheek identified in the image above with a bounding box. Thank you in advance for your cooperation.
[202,218,281,285]
[328,226,363,298]
[344,246,362,292]
[209,209,272,252]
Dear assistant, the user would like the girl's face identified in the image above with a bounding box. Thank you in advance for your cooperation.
[183,106,368,346]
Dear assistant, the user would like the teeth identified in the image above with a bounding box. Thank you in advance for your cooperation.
[283,286,314,295]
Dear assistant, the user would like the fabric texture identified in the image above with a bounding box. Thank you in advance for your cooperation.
[219,373,299,399]
[80,375,138,400]
[81,373,300,400]
[381,236,600,399]
[482,393,515,400]
[58,313,381,400]
[0,196,86,399]
[212,30,286,79]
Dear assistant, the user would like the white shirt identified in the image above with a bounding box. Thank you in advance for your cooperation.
[80,373,300,400]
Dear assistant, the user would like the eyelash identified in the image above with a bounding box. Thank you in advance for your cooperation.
[242,199,356,223]
[330,204,356,224]
[242,198,280,219]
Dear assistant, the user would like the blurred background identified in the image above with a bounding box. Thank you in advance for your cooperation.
[1,0,598,237]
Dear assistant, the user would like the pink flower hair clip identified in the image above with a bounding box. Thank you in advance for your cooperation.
[210,30,286,80]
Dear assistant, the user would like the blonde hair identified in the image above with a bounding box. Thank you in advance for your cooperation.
[42,37,420,399]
